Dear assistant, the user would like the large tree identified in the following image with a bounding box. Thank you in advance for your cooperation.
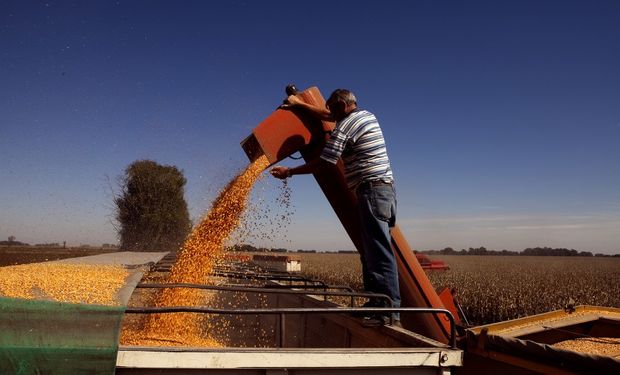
[115,160,191,252]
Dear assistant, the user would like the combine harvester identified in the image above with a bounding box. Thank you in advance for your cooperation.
[1,86,618,374]
[415,252,450,271]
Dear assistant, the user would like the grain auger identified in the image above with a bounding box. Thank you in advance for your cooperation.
[240,85,462,344]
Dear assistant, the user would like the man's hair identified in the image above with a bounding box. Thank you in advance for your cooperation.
[328,89,357,106]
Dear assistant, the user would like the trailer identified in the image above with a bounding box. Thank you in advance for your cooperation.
[117,256,462,374]
[0,85,617,375]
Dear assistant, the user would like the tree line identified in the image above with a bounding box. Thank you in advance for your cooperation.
[423,246,619,257]
[229,244,294,253]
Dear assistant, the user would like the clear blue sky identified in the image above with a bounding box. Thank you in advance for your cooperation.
[1,1,619,253]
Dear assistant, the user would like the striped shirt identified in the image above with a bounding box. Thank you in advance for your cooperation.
[320,109,394,189]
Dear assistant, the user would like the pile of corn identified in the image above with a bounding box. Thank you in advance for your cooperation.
[553,337,620,358]
[0,263,129,306]
[121,155,270,347]
[489,310,620,336]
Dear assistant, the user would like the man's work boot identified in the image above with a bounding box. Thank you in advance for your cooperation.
[351,300,380,318]
[361,315,402,328]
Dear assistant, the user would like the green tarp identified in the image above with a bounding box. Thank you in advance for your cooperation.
[0,296,125,374]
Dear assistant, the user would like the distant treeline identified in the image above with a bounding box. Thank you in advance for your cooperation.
[229,244,289,253]
[229,244,618,257]
[423,246,619,257]
[229,244,354,254]
[0,240,30,246]
[0,242,118,249]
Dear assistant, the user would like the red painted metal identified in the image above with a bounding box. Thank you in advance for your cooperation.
[241,86,453,344]
[241,87,333,165]
[415,253,450,271]
[438,287,461,326]
[391,226,456,340]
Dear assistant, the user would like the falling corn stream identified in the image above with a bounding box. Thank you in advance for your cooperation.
[121,155,271,347]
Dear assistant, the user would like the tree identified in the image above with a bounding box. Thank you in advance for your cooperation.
[114,160,191,252]
[440,247,456,255]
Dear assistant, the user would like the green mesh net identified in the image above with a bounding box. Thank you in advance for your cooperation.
[0,296,125,374]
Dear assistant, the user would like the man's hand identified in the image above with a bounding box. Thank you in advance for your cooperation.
[279,95,303,109]
[270,166,291,179]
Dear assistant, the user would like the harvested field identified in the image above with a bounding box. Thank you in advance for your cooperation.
[297,252,364,292]
[295,252,620,326]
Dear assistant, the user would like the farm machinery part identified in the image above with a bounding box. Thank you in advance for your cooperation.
[240,85,460,344]
[415,252,450,271]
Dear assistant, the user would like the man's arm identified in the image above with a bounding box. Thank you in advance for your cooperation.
[270,157,332,179]
[281,95,333,121]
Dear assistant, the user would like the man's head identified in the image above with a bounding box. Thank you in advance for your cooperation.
[326,89,357,121]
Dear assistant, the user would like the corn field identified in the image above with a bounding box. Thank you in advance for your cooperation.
[297,253,620,326]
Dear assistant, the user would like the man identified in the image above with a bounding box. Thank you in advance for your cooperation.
[270,89,401,326]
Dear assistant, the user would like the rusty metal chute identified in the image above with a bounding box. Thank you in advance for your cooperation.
[240,85,457,344]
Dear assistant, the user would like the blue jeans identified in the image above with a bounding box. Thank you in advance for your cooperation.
[356,181,401,320]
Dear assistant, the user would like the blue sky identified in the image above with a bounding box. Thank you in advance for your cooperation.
[1,1,619,253]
